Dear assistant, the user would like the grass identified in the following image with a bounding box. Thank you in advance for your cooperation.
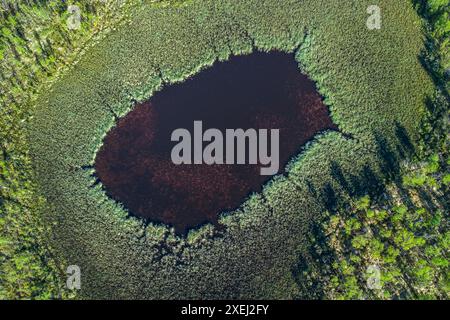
[0,0,179,299]
[23,0,437,299]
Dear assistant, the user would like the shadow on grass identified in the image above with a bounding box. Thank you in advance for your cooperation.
[293,123,425,298]
[294,2,449,298]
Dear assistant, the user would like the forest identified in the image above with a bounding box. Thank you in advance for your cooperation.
[0,0,448,299]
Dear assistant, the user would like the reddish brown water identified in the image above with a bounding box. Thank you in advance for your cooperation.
[95,51,337,234]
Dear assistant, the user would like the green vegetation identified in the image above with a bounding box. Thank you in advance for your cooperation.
[0,0,179,299]
[0,0,447,299]
[0,0,106,299]
[296,154,449,299]
[415,0,450,74]
[23,0,438,299]
[295,0,449,299]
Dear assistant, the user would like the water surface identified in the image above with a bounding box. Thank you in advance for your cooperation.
[95,51,337,234]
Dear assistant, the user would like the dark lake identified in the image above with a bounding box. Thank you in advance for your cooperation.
[94,51,337,234]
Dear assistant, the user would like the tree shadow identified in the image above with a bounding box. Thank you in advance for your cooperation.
[321,183,338,213]
[295,1,450,298]
[417,188,440,213]
[422,96,449,150]
[294,124,427,298]
[394,122,415,159]
[302,123,420,214]
[292,211,339,299]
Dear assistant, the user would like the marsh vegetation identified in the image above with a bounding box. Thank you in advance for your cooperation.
[1,0,447,299]
[95,51,336,233]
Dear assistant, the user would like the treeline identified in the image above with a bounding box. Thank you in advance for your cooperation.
[0,0,176,299]
[297,153,449,299]
[0,0,138,110]
[296,0,450,299]
[25,0,436,299]
[414,0,449,75]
